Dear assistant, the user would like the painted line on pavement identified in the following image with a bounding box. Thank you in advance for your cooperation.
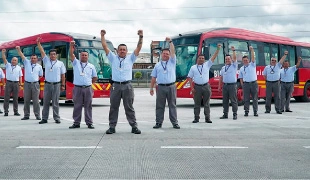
[161,146,248,149]
[304,146,310,148]
[16,146,102,149]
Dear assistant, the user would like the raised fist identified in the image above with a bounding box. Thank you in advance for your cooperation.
[137,30,143,36]
[217,44,222,49]
[36,37,41,43]
[165,37,171,42]
[298,57,302,61]
[231,46,235,51]
[284,50,288,55]
[1,49,6,53]
[101,30,106,36]
[70,41,75,47]
[249,46,253,50]
[16,46,21,50]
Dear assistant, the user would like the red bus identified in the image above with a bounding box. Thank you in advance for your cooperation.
[151,27,310,104]
[0,32,115,103]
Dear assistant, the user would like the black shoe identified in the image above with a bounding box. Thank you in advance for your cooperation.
[87,124,95,129]
[285,110,293,112]
[4,113,8,116]
[14,112,20,116]
[205,119,212,123]
[192,120,199,123]
[106,127,115,134]
[69,124,80,129]
[39,120,47,124]
[153,123,162,129]
[219,115,228,119]
[55,120,61,124]
[254,113,259,117]
[131,127,141,134]
[281,110,284,112]
[21,117,29,120]
[233,115,237,120]
[173,124,180,129]
[265,111,270,113]
[276,111,282,114]
[244,113,248,117]
[36,117,41,120]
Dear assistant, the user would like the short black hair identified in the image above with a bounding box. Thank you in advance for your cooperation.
[81,50,89,54]
[31,54,37,57]
[162,48,170,52]
[198,54,205,57]
[225,54,231,57]
[242,55,248,59]
[118,44,127,49]
[49,49,57,55]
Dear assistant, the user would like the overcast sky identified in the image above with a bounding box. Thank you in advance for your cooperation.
[0,0,310,52]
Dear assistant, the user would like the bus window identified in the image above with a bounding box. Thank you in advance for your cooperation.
[22,46,34,60]
[55,45,67,66]
[250,43,259,64]
[175,45,198,80]
[228,40,248,64]
[35,44,53,67]
[271,44,278,61]
[0,51,3,68]
[7,49,22,66]
[264,44,271,65]
[209,43,224,65]
[288,46,296,66]
[301,48,310,68]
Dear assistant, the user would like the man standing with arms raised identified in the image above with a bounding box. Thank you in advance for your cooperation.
[101,29,142,134]
[263,52,287,114]
[1,49,23,116]
[187,44,221,123]
[37,37,66,124]
[218,46,238,120]
[150,37,180,129]
[68,41,97,129]
[16,46,43,120]
[239,46,259,117]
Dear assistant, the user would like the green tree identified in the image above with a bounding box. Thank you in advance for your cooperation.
[134,71,143,86]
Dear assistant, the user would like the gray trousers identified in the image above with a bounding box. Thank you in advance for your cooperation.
[243,81,258,113]
[23,82,40,118]
[280,82,294,111]
[193,84,211,120]
[42,83,60,121]
[108,83,137,128]
[72,86,93,125]
[4,81,20,113]
[265,81,280,112]
[222,83,238,115]
[156,84,178,124]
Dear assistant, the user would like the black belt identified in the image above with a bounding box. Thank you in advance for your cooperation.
[244,81,257,84]
[224,83,236,85]
[281,81,293,84]
[266,80,278,83]
[158,83,175,86]
[25,81,39,84]
[195,83,208,86]
[113,81,130,84]
[75,85,91,88]
[7,80,19,83]
[45,81,60,85]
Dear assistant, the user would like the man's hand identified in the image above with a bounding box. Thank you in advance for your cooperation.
[101,30,106,36]
[70,41,75,47]
[36,37,41,44]
[217,44,222,49]
[165,37,171,42]
[231,46,235,51]
[61,86,65,91]
[191,88,196,94]
[284,50,288,55]
[298,57,302,62]
[218,86,222,92]
[249,46,253,51]
[150,89,154,96]
[2,49,6,53]
[16,46,21,51]
[137,30,143,36]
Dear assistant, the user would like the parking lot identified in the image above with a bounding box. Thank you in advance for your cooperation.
[0,88,309,179]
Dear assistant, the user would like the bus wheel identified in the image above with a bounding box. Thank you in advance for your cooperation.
[65,100,74,104]
[237,84,244,106]
[40,98,43,106]
[18,97,24,102]
[301,82,310,102]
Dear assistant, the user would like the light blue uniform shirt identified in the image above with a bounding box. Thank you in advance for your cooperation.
[263,62,282,81]
[43,56,66,82]
[151,56,176,84]
[72,58,97,86]
[280,66,297,82]
[187,60,213,84]
[220,61,238,83]
[5,63,23,81]
[107,51,136,82]
[239,62,257,82]
[23,58,43,82]
[0,68,5,79]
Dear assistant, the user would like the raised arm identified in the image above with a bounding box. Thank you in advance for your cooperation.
[210,44,222,62]
[100,30,110,55]
[296,57,302,68]
[166,37,175,58]
[134,30,143,56]
[249,46,255,63]
[16,46,26,60]
[36,37,46,58]
[279,51,288,64]
[1,49,8,64]
[69,41,75,62]
[231,46,237,62]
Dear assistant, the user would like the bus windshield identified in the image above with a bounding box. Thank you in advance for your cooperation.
[175,45,198,81]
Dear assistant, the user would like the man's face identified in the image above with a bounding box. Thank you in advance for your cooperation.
[161,50,170,61]
[242,57,249,65]
[30,55,38,64]
[80,52,88,62]
[283,61,289,68]
[11,57,18,65]
[49,51,57,61]
[270,58,277,66]
[225,56,232,65]
[197,55,205,65]
[117,45,127,58]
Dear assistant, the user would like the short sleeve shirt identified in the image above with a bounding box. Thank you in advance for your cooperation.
[72,58,97,86]
[220,61,238,83]
[187,60,213,84]
[23,58,43,82]
[43,56,66,82]
[262,62,282,81]
[280,66,297,82]
[239,62,257,82]
[5,63,23,81]
[151,56,176,84]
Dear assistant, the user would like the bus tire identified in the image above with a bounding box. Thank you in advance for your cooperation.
[237,82,244,106]
[301,82,310,102]
[40,98,43,106]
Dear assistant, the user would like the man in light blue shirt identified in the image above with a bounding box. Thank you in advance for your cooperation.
[150,37,180,129]
[68,41,98,129]
[187,44,221,123]
[239,46,258,117]
[218,46,238,120]
[37,37,66,124]
[16,46,43,120]
[0,68,5,114]
[280,58,301,112]
[263,51,287,114]
[2,49,23,116]
[101,29,142,134]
